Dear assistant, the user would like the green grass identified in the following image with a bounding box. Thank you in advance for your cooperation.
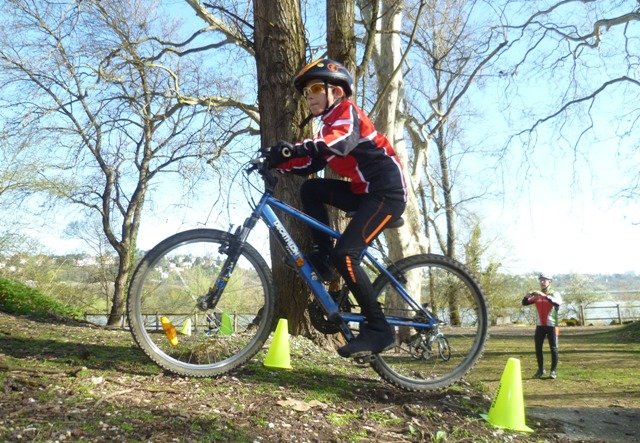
[467,324,640,409]
[2,290,639,442]
[0,277,83,320]
[327,410,360,426]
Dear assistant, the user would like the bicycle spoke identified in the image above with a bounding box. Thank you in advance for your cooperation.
[127,229,275,377]
[370,254,488,391]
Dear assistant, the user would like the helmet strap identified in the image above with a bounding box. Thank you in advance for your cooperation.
[298,113,315,129]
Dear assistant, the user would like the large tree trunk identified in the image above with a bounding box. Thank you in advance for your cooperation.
[321,0,357,347]
[325,3,355,263]
[108,257,130,325]
[368,0,427,260]
[107,231,139,325]
[253,0,314,335]
[327,0,356,71]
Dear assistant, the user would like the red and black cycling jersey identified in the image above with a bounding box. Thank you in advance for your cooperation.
[276,99,407,200]
[522,291,563,327]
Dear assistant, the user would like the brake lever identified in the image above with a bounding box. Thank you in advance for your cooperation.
[246,157,265,174]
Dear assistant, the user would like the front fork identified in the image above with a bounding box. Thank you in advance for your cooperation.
[197,216,259,311]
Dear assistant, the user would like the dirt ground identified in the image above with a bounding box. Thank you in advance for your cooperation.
[1,313,638,442]
[528,407,639,443]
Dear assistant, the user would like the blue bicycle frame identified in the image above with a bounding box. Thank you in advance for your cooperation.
[233,185,437,338]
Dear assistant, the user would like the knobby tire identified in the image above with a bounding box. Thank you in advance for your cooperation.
[127,229,276,377]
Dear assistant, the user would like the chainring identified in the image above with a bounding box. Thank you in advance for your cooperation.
[308,300,341,334]
[308,290,353,334]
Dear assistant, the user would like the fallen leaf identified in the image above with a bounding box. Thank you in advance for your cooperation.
[277,397,327,412]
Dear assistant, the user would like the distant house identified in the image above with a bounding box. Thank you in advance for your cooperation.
[77,256,97,266]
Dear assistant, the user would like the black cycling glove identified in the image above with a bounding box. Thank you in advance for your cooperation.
[263,140,322,169]
[263,141,295,168]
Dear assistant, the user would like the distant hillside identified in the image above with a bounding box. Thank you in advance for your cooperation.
[583,273,640,291]
[544,273,640,301]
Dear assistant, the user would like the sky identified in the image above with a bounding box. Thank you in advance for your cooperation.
[462,78,640,276]
[6,1,640,278]
[478,179,639,276]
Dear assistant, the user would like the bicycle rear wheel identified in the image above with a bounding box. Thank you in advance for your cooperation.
[370,254,488,391]
[127,229,275,377]
[437,336,451,362]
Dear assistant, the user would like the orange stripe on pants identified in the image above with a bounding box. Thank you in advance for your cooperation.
[345,256,357,283]
[364,214,392,244]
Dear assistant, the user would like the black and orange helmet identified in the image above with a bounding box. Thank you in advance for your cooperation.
[293,58,354,97]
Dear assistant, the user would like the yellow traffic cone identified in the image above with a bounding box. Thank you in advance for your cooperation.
[263,318,292,369]
[482,357,533,432]
[179,317,192,336]
[219,312,234,336]
[160,316,178,346]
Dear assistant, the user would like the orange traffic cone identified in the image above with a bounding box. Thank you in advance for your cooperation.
[482,357,533,432]
[160,316,178,346]
[263,318,292,369]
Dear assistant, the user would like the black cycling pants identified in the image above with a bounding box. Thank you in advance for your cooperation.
[534,325,559,371]
[300,178,406,325]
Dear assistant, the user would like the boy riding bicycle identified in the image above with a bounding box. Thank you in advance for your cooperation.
[264,58,407,358]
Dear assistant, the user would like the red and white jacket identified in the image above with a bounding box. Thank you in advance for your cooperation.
[276,99,407,199]
[522,291,562,327]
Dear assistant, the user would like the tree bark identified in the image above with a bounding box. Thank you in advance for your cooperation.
[327,0,356,72]
[253,0,314,334]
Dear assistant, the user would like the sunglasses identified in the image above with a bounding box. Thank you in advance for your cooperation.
[302,83,333,97]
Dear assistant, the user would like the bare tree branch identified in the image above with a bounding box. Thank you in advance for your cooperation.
[512,75,639,137]
[184,0,255,55]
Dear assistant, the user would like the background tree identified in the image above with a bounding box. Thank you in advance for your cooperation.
[0,0,248,325]
[0,128,51,255]
[498,0,640,200]
[562,274,602,325]
[358,0,429,261]
[64,220,118,314]
[402,0,508,259]
[463,219,515,324]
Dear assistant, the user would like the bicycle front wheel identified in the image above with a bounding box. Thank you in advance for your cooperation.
[127,229,276,377]
[371,254,488,391]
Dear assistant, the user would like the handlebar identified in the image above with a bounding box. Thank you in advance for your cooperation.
[246,157,263,173]
[246,153,278,191]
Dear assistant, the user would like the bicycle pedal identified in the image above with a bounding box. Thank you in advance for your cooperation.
[353,355,375,365]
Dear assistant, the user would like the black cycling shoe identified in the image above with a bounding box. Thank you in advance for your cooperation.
[533,369,546,379]
[308,251,338,282]
[338,324,395,358]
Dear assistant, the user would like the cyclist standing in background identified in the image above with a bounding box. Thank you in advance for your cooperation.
[522,273,563,379]
[264,58,407,358]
